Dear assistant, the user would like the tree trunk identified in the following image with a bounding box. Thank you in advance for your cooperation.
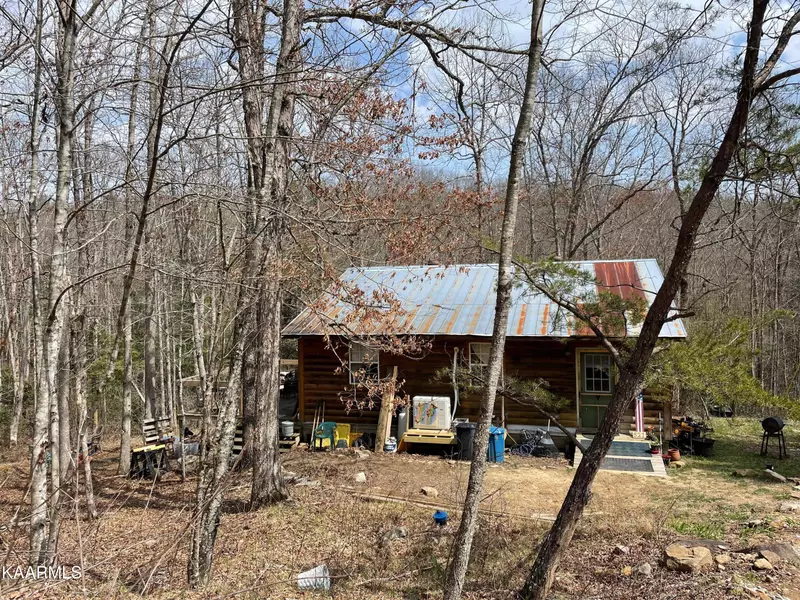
[72,101,98,517]
[25,0,46,564]
[47,331,71,561]
[188,0,303,582]
[118,310,133,475]
[442,0,545,596]
[0,254,24,446]
[9,331,25,446]
[30,0,78,563]
[240,328,257,464]
[187,331,245,586]
[229,0,302,509]
[116,33,142,472]
[231,0,270,465]
[248,0,303,505]
[144,272,159,419]
[250,254,288,507]
[520,2,770,596]
[71,309,97,518]
[374,366,395,454]
[57,334,71,483]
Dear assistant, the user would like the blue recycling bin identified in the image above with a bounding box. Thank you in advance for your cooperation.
[487,426,505,463]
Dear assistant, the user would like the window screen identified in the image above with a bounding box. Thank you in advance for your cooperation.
[349,342,379,383]
[469,343,491,373]
[582,353,611,393]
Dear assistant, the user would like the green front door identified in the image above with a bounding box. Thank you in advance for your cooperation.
[579,352,613,431]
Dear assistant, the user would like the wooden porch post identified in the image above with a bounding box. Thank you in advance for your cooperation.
[298,338,305,425]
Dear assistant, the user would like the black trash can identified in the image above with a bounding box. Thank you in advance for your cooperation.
[456,422,477,460]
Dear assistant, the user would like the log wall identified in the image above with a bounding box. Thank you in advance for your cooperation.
[297,336,668,436]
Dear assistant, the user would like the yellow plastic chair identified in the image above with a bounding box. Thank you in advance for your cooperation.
[335,424,351,448]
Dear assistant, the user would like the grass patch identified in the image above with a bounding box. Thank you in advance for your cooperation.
[667,502,756,540]
[685,417,800,478]
[668,517,726,539]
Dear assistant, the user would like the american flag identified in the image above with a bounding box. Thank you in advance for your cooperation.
[635,391,644,433]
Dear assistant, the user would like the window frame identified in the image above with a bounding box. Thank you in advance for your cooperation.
[469,342,499,379]
[349,342,380,384]
[581,352,613,395]
[469,342,491,370]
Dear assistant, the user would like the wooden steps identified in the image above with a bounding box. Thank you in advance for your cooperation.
[573,435,667,478]
[400,428,456,445]
[279,433,300,452]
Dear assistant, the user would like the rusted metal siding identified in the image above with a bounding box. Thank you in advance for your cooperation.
[283,260,686,339]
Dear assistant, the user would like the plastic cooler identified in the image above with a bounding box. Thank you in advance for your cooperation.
[487,426,505,463]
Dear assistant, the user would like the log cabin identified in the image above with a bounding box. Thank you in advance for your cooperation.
[282,261,685,450]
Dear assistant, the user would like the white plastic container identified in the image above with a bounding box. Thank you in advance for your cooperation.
[412,396,452,430]
[297,564,330,590]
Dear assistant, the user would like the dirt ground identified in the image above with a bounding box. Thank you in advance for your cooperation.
[0,421,799,599]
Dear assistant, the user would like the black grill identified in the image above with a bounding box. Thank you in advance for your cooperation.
[761,417,787,458]
[762,417,785,434]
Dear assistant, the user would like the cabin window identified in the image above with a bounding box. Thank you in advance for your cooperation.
[469,343,491,378]
[349,342,379,384]
[581,352,612,394]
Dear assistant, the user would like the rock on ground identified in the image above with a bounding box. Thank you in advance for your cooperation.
[733,469,758,478]
[749,543,800,565]
[739,583,791,600]
[420,486,439,498]
[743,518,765,528]
[634,562,652,577]
[354,472,367,484]
[177,455,199,473]
[765,469,788,483]
[753,558,773,571]
[779,501,800,513]
[382,526,408,544]
[759,550,781,565]
[733,469,758,477]
[663,544,713,573]
[715,554,731,565]
[294,478,320,487]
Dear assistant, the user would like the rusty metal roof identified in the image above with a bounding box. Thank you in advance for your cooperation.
[282,260,687,338]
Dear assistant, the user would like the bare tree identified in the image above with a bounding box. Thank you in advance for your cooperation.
[29,0,82,564]
[187,0,302,584]
[442,0,546,596]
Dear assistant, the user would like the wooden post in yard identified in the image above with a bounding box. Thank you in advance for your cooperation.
[375,366,397,453]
